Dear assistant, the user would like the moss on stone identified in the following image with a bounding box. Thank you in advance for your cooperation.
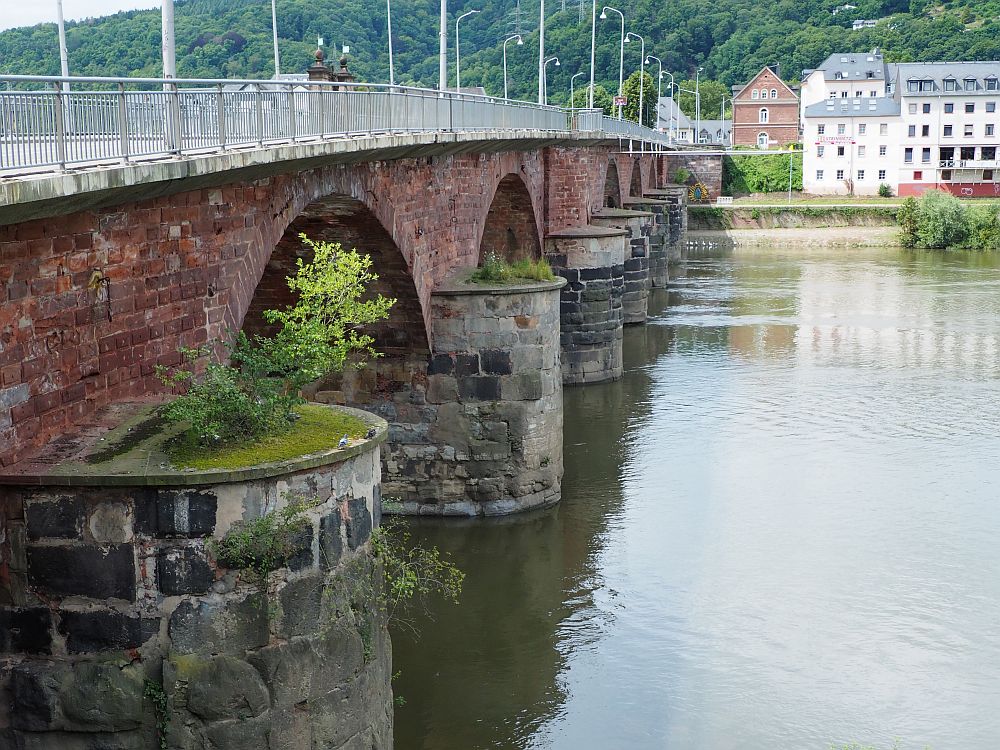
[167,404,368,471]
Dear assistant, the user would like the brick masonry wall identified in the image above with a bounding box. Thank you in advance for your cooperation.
[0,425,390,749]
[664,153,723,200]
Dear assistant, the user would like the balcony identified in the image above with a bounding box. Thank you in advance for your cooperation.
[938,159,999,169]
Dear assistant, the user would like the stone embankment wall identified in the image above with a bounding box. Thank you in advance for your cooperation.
[688,205,900,230]
[0,415,391,749]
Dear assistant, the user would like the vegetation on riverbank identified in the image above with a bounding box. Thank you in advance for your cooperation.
[723,153,803,194]
[899,190,1000,250]
[689,204,899,230]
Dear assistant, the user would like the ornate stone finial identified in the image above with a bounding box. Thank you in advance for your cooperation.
[315,48,325,63]
[307,48,333,82]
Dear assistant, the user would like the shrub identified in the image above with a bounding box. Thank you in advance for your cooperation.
[472,252,555,283]
[914,190,967,249]
[878,183,893,198]
[964,203,1000,249]
[722,153,802,194]
[673,167,691,185]
[897,196,918,247]
[158,235,394,447]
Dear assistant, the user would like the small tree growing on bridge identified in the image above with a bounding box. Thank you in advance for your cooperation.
[157,235,394,447]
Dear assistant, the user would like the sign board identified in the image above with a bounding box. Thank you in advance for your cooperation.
[816,136,855,145]
[614,96,627,106]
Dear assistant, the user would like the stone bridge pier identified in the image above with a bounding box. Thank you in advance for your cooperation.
[0,136,687,517]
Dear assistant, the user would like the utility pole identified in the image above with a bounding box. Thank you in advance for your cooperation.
[537,0,545,105]
[270,0,281,78]
[55,0,70,92]
[439,0,447,90]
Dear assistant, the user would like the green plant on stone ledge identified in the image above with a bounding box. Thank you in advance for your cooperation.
[157,234,394,448]
[144,679,168,750]
[471,252,556,284]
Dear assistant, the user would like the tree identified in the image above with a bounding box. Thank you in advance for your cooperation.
[675,78,729,119]
[621,70,656,127]
[570,83,614,116]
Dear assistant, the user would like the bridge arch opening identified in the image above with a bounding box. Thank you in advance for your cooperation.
[478,174,542,263]
[630,159,643,198]
[603,160,622,208]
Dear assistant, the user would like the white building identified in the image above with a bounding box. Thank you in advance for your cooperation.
[801,54,1000,197]
[852,19,878,30]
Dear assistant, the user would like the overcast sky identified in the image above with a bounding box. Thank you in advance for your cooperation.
[0,1,160,32]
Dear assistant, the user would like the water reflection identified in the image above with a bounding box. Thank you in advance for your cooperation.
[393,248,1000,750]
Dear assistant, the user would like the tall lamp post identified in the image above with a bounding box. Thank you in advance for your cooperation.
[663,72,675,140]
[503,35,523,100]
[695,65,704,144]
[455,9,480,92]
[625,31,644,126]
[677,84,697,143]
[599,6,624,119]
[537,0,546,104]
[439,0,447,90]
[386,0,395,85]
[55,0,70,92]
[270,0,281,78]
[588,0,596,107]
[646,54,662,128]
[719,95,731,146]
[161,0,176,79]
[570,71,586,109]
[543,56,560,105]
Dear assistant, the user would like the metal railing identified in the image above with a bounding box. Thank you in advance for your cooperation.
[0,75,672,175]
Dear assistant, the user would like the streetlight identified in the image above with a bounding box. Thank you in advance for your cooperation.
[537,0,546,104]
[161,0,176,79]
[386,0,395,85]
[571,71,586,109]
[270,0,280,78]
[646,54,662,129]
[719,95,731,146]
[588,0,597,108]
[455,9,480,92]
[599,6,624,119]
[625,32,644,126]
[503,35,523,101]
[695,65,704,144]
[662,72,675,140]
[55,0,70,92]
[543,56,560,105]
[439,0,447,90]
[676,83,697,143]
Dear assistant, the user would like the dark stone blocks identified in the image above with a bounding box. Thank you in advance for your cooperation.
[58,609,143,653]
[158,547,214,595]
[0,608,52,654]
[347,497,371,550]
[481,349,513,375]
[458,375,502,401]
[135,489,217,538]
[27,544,136,601]
[26,497,85,540]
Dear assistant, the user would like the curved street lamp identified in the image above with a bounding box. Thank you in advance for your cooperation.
[543,55,560,105]
[646,54,663,129]
[456,8,480,91]
[625,31,644,126]
[503,35,523,100]
[571,71,586,109]
[600,6,625,119]
[588,0,597,108]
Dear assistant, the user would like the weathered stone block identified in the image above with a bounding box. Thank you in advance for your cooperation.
[458,376,501,402]
[480,349,513,376]
[319,508,344,570]
[158,547,214,596]
[27,544,136,601]
[168,593,268,656]
[58,609,143,653]
[60,661,145,731]
[186,655,270,721]
[135,489,217,538]
[25,497,85,540]
[0,607,52,654]
[347,497,371,550]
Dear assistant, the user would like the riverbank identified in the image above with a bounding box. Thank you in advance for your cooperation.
[688,226,901,248]
[689,204,899,230]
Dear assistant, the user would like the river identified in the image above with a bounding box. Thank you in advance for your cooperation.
[391,245,1000,750]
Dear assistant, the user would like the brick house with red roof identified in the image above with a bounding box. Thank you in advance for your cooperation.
[733,65,800,148]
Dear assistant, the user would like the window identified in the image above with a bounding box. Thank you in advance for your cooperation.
[922,147,931,163]
[841,90,848,98]
[829,91,837,99]
[837,146,845,156]
[984,146,996,160]
[857,170,865,180]
[816,170,824,180]
[880,123,888,136]
[757,132,768,148]
[858,145,866,157]
[771,88,777,98]
[988,78,999,91]
[945,102,954,113]
[907,80,919,93]
[940,147,954,162]
[986,170,995,180]
[922,125,930,137]
[965,124,974,137]
[878,169,886,180]
[870,90,877,97]
[838,123,846,135]
[879,145,887,156]
[817,145,825,157]
[908,125,916,137]
[752,89,759,99]
[942,169,952,180]
[962,146,976,160]
[944,125,953,137]
[944,78,957,91]
[859,124,867,135]
[966,103,975,113]
[855,90,862,97]
[922,103,931,113]
[904,147,913,163]
[988,125,996,137]
[965,78,977,91]
[759,108,769,123]
[913,171,923,179]
[818,124,826,135]
[908,103,918,114]
[836,169,845,179]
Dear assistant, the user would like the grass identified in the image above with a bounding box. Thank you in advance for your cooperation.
[470,253,556,284]
[730,192,1000,206]
[167,403,368,470]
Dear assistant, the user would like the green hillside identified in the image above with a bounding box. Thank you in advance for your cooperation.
[1,0,999,107]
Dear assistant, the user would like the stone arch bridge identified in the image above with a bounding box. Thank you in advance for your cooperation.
[0,79,696,515]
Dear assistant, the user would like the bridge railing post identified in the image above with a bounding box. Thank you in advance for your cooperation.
[117,83,130,164]
[216,84,227,151]
[255,83,264,147]
[286,86,296,143]
[53,83,67,171]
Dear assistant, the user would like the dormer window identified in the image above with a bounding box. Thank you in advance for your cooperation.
[866,71,874,79]
[965,77,977,91]
[835,71,843,80]
[987,77,999,92]
[907,79,919,93]
[944,77,958,92]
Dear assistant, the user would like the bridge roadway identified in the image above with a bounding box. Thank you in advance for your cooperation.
[0,74,702,516]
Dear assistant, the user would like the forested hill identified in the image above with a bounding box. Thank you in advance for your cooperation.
[2,0,1000,105]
